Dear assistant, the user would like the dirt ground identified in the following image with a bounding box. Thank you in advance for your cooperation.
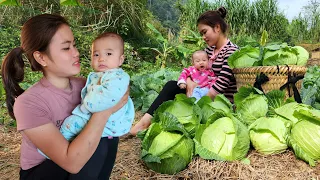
[1,112,320,180]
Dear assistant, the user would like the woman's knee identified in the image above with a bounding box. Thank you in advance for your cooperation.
[162,81,179,92]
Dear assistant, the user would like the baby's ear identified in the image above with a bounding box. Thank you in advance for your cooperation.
[119,55,125,66]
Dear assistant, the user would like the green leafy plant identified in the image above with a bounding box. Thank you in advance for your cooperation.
[137,115,194,174]
[60,0,81,6]
[301,66,320,110]
[140,23,176,68]
[194,111,250,161]
[130,69,180,112]
[0,0,20,6]
[249,116,291,155]
[289,108,320,166]
[234,86,269,126]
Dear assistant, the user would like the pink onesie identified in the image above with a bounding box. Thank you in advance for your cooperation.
[177,66,217,89]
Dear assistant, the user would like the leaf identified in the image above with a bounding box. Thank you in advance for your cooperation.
[241,158,251,165]
[159,112,191,138]
[0,0,20,6]
[234,86,263,109]
[265,90,286,111]
[260,30,268,47]
[60,0,81,6]
[146,23,165,42]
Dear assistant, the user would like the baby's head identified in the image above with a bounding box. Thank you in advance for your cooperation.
[91,32,125,72]
[192,50,209,71]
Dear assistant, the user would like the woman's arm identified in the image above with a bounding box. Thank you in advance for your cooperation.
[24,89,129,174]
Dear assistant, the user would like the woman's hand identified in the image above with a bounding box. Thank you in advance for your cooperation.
[186,77,198,97]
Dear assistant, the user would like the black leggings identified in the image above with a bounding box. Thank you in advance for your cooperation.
[147,81,186,116]
[20,137,119,180]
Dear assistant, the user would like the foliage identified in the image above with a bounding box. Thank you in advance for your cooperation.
[140,23,177,68]
[0,0,59,26]
[288,0,320,43]
[146,0,180,33]
[60,0,149,44]
[130,68,180,113]
[301,66,320,110]
[177,0,294,45]
[0,0,20,6]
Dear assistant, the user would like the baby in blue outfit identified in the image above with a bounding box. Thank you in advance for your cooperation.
[39,32,134,157]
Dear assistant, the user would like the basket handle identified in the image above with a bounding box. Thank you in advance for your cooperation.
[279,65,304,103]
[253,73,269,93]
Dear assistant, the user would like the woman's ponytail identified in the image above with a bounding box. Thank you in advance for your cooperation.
[1,47,25,119]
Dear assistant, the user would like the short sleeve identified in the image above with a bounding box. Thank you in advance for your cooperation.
[14,93,52,131]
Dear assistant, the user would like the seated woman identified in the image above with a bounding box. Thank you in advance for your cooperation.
[130,6,239,136]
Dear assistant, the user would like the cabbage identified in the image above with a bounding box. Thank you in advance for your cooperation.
[197,94,233,123]
[194,114,250,161]
[249,117,291,155]
[262,43,298,66]
[294,46,309,66]
[288,108,320,166]
[228,45,261,68]
[153,94,202,136]
[274,102,311,124]
[138,122,194,174]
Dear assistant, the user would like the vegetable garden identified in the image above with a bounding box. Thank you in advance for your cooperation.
[1,0,320,179]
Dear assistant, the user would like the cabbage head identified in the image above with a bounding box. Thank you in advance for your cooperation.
[249,117,291,155]
[294,46,309,66]
[262,43,298,66]
[153,94,201,137]
[194,114,250,161]
[228,45,261,68]
[234,86,268,126]
[197,94,233,124]
[236,94,268,126]
[288,108,320,166]
[138,121,194,174]
[274,102,311,124]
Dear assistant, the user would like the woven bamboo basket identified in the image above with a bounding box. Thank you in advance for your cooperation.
[232,65,307,97]
[307,58,320,67]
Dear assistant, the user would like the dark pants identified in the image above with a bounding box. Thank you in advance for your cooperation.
[20,137,119,180]
[147,81,186,116]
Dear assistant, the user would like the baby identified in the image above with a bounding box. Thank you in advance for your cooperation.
[39,32,135,157]
[177,50,217,101]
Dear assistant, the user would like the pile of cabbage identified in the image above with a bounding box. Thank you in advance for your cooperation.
[228,43,309,68]
[137,94,250,174]
[137,88,320,174]
[233,86,320,166]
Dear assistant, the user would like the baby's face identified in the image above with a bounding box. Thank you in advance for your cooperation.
[91,37,124,72]
[192,52,209,71]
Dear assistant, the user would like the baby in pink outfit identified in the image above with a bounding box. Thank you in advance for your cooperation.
[177,50,217,101]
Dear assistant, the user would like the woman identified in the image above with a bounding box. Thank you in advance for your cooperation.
[1,14,128,179]
[130,7,238,135]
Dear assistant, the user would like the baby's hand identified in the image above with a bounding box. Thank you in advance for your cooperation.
[179,83,187,89]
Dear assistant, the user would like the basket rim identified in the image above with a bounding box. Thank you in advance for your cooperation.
[232,65,307,74]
